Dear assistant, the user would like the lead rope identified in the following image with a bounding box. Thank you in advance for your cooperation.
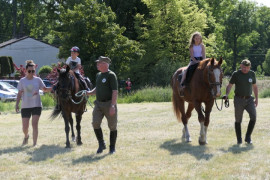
[201,97,229,113]
[69,90,93,108]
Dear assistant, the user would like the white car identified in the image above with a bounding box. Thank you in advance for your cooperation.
[0,90,17,102]
[0,80,44,96]
[0,81,18,95]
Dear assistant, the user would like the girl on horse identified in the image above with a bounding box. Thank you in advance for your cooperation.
[180,32,206,89]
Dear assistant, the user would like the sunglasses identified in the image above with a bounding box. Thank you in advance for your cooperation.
[28,70,35,73]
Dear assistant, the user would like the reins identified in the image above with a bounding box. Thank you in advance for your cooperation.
[69,90,93,108]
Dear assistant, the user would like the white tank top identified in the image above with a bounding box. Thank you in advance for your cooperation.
[193,44,202,57]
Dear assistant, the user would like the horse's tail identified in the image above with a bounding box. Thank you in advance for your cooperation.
[50,105,62,120]
[171,68,183,123]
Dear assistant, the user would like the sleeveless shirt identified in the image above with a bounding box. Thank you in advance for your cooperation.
[193,44,202,57]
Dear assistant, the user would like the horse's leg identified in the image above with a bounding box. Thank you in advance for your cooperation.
[63,113,71,148]
[194,101,206,145]
[182,103,194,142]
[69,116,76,142]
[203,100,214,144]
[75,113,83,145]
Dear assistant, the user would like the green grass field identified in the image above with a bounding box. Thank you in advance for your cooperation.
[0,99,270,179]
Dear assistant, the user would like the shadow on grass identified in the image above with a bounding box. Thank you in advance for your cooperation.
[72,153,108,164]
[220,144,254,154]
[0,146,30,155]
[160,139,213,160]
[27,144,71,162]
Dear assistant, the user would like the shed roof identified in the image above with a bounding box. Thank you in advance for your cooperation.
[0,36,58,49]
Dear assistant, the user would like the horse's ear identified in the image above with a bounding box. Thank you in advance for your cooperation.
[66,65,70,73]
[210,57,215,66]
[218,56,223,66]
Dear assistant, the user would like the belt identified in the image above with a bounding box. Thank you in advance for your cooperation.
[98,99,111,102]
[235,95,251,99]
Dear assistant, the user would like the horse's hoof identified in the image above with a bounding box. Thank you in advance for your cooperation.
[199,140,206,145]
[77,141,83,146]
[186,137,192,143]
[65,145,71,148]
[72,136,76,142]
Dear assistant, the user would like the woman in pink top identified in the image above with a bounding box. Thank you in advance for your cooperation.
[16,60,52,147]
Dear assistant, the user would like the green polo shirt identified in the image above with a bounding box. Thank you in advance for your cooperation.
[229,70,256,96]
[96,70,118,101]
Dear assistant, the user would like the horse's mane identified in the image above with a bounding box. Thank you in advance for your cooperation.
[197,58,212,70]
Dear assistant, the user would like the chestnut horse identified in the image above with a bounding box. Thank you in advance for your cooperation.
[171,57,223,145]
[50,66,89,148]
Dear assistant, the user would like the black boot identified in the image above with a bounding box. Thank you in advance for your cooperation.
[235,122,242,144]
[245,121,256,144]
[94,128,106,154]
[109,130,117,154]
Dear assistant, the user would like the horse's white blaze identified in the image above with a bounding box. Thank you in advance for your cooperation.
[213,68,221,96]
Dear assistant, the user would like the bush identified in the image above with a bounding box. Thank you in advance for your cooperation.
[41,93,56,108]
[118,86,172,103]
[38,65,52,75]
[260,88,270,98]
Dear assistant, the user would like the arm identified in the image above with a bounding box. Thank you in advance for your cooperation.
[110,90,118,116]
[201,44,206,59]
[189,47,197,62]
[87,87,96,95]
[224,83,233,99]
[42,87,53,93]
[15,90,23,113]
[252,84,258,107]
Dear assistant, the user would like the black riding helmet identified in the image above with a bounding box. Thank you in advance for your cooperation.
[70,46,80,52]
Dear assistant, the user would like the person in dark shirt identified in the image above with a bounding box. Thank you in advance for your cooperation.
[224,59,258,144]
[87,56,118,154]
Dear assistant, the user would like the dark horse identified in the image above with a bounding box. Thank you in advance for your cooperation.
[171,57,223,145]
[50,66,90,148]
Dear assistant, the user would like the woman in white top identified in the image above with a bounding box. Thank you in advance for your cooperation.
[16,60,52,146]
[180,32,206,88]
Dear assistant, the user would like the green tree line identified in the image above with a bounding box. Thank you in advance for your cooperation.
[1,0,270,86]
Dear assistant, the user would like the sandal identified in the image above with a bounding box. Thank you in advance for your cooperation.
[22,135,29,146]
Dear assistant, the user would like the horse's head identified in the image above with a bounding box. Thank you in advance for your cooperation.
[205,57,223,98]
[57,66,72,101]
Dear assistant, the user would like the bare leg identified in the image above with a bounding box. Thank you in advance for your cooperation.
[32,115,40,146]
[22,118,30,145]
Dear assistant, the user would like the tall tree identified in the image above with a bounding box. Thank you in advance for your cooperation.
[134,0,209,85]
[55,0,144,81]
[223,0,257,71]
[102,0,149,40]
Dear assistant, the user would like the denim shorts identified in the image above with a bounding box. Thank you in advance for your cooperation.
[21,107,42,118]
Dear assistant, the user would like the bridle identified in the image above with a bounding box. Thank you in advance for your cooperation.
[207,66,222,98]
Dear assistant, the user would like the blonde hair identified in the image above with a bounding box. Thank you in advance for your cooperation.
[25,60,35,69]
[189,32,203,48]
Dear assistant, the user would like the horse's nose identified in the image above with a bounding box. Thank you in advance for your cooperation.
[216,92,221,97]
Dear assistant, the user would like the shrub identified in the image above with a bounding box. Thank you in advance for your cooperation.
[39,65,52,75]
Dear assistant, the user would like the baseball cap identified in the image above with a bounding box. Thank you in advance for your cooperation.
[241,59,251,66]
[70,46,80,52]
[95,56,111,64]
